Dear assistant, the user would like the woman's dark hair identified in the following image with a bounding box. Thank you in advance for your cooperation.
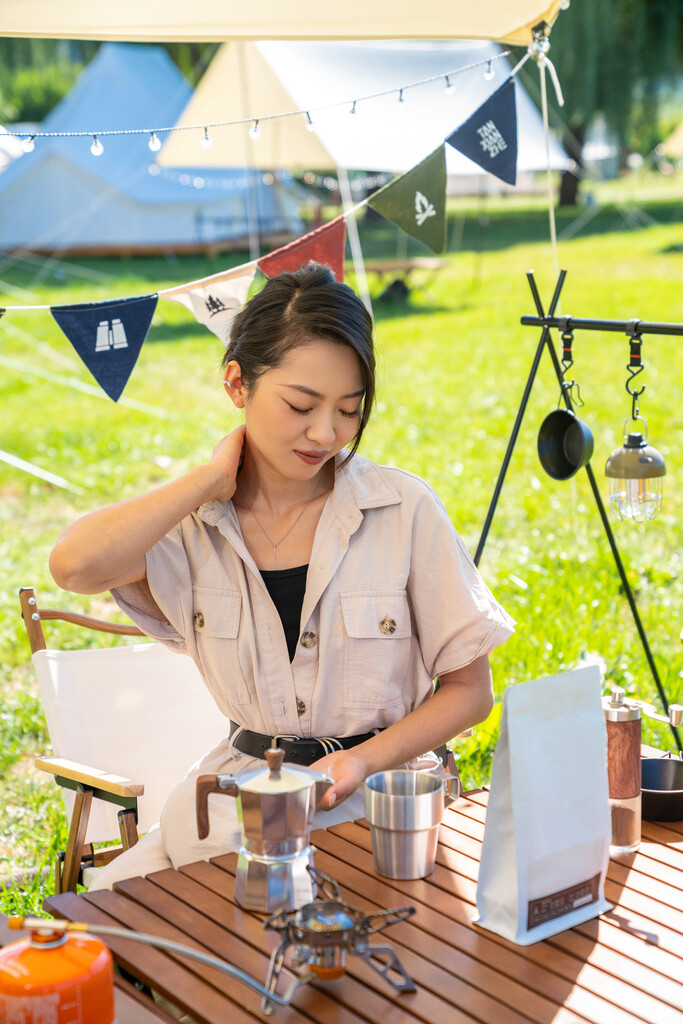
[223,262,375,455]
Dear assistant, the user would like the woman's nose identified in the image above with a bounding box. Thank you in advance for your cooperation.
[306,411,336,446]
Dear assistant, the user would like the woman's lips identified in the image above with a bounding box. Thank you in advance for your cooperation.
[295,450,329,465]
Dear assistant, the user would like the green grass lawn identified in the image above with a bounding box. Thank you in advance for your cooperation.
[1,188,682,911]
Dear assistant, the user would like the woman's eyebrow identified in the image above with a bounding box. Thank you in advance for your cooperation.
[284,384,365,400]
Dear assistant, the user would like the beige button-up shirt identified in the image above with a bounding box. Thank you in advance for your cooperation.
[113,453,515,741]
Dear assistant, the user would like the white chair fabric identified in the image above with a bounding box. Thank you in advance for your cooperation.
[33,642,229,843]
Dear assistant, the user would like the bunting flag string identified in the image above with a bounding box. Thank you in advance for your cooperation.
[0,75,526,401]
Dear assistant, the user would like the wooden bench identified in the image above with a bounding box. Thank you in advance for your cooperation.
[360,257,446,300]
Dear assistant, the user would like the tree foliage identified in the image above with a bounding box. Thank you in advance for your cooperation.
[549,0,683,151]
[0,39,217,123]
[515,0,683,202]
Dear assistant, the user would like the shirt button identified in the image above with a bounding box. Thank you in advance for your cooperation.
[300,631,317,648]
[379,616,397,635]
[296,698,306,715]
[193,612,205,628]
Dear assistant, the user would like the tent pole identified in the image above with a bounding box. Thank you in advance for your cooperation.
[337,167,372,315]
[538,57,559,283]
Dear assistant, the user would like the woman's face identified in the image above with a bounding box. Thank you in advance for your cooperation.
[225,339,364,483]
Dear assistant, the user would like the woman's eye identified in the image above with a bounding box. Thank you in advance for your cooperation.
[286,402,311,415]
[340,408,361,419]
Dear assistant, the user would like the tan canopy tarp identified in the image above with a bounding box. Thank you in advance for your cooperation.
[0,0,563,46]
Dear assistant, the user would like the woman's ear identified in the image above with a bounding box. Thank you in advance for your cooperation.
[223,361,246,408]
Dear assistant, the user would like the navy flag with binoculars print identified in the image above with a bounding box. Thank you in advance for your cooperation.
[51,294,158,401]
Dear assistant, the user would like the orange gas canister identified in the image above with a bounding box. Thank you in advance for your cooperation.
[0,928,115,1024]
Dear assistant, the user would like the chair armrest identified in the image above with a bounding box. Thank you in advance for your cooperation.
[34,756,144,797]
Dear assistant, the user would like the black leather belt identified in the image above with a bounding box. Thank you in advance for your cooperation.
[230,722,380,766]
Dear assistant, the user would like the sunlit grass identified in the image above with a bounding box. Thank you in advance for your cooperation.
[1,195,682,912]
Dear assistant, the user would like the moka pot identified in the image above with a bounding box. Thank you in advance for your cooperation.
[196,746,333,912]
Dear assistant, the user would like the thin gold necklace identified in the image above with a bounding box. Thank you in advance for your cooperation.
[237,474,323,570]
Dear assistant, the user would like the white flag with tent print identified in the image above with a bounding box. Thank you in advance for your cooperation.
[163,264,257,346]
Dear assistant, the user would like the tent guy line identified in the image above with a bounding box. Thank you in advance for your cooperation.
[7,51,511,149]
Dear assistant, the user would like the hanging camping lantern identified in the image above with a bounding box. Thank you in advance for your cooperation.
[605,329,666,522]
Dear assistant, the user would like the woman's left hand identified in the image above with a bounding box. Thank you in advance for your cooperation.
[309,749,370,810]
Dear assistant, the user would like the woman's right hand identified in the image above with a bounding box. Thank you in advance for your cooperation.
[50,424,248,595]
[206,424,246,502]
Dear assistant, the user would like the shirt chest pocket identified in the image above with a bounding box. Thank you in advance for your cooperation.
[340,590,412,708]
[191,586,252,705]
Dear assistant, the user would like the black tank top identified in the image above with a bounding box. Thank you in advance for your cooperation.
[260,564,308,662]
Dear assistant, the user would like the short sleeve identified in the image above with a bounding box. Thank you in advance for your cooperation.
[406,484,515,678]
[111,523,193,652]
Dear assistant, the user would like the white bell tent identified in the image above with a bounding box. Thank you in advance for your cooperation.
[0,43,307,255]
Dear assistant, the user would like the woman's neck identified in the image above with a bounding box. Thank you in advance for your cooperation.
[236,450,334,515]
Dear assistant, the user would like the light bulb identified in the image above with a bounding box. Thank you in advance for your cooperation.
[22,135,35,152]
[90,136,103,156]
[444,77,454,95]
[607,477,664,522]
[398,89,405,106]
[249,121,261,140]
[305,113,315,132]
[200,128,212,149]
[559,0,570,9]
[148,132,161,152]
[349,101,357,115]
[484,61,495,81]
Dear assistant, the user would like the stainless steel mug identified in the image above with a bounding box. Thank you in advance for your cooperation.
[365,770,444,879]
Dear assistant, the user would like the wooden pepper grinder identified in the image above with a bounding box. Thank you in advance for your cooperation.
[603,685,641,854]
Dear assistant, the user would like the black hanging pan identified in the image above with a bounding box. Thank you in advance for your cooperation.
[537,408,594,480]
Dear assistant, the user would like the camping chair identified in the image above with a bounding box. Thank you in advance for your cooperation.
[19,586,229,893]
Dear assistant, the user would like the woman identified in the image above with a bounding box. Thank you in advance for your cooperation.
[50,262,514,888]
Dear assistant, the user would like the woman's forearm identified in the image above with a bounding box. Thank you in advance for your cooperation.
[360,655,494,776]
[312,654,494,809]
[49,463,223,594]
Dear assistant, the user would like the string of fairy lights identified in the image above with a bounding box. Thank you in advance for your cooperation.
[7,51,510,158]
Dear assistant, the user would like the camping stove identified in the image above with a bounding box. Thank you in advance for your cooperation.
[262,868,415,1014]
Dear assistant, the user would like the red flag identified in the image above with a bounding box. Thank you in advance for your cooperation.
[258,216,346,282]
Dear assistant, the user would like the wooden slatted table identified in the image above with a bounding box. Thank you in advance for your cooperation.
[43,790,683,1024]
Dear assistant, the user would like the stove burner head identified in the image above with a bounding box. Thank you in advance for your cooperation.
[262,867,417,1014]
[299,901,361,942]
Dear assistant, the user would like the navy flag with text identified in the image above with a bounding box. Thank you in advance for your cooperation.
[52,294,158,401]
[446,77,518,186]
